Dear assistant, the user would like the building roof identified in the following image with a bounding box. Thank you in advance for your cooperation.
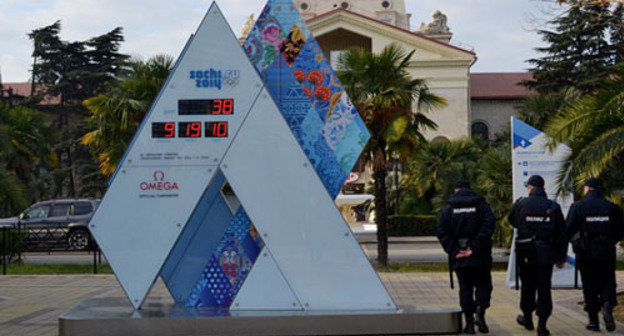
[470,72,534,100]
[307,9,476,56]
[1,82,59,105]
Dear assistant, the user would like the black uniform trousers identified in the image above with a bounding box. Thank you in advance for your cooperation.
[455,266,493,315]
[519,261,553,319]
[579,257,617,313]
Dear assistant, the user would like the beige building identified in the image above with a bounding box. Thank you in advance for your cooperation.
[294,0,477,140]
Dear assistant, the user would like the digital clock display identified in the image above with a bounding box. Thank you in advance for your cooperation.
[151,121,228,138]
[206,121,228,138]
[178,99,234,115]
[152,122,176,138]
[179,122,203,138]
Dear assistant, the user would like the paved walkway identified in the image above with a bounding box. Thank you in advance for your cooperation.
[1,272,623,336]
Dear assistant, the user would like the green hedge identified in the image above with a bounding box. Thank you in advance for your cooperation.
[388,215,438,237]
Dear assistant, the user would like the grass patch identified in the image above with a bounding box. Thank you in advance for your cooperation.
[4,263,113,275]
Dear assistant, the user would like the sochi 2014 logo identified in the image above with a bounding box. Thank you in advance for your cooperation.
[140,170,179,191]
[189,69,240,89]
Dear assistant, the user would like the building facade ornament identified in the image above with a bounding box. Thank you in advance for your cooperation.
[418,10,453,43]
[239,14,255,43]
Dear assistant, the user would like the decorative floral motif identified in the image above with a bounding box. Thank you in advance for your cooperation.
[242,4,287,74]
[307,70,325,85]
[314,86,332,102]
[323,95,357,150]
[261,25,283,50]
[293,70,305,82]
[281,25,306,66]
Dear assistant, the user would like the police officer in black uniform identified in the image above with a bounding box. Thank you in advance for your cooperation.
[438,180,495,334]
[509,175,567,336]
[566,178,624,332]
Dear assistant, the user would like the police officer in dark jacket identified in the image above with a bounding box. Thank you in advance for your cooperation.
[508,175,567,336]
[438,180,495,334]
[566,178,624,332]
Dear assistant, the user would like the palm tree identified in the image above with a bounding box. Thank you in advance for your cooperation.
[545,64,624,194]
[474,144,513,247]
[0,103,58,202]
[339,44,446,266]
[0,165,29,217]
[83,55,173,176]
[405,138,480,212]
[517,88,580,130]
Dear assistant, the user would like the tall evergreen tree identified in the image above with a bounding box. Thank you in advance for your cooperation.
[28,21,129,198]
[610,3,624,64]
[524,2,614,93]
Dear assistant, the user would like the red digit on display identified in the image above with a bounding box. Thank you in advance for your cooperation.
[211,122,228,137]
[191,122,201,137]
[213,99,223,114]
[222,99,233,115]
[165,122,175,138]
[217,122,228,137]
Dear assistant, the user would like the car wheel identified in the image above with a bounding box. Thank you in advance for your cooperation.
[68,229,90,251]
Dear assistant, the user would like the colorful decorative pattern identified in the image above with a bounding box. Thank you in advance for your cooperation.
[188,208,264,307]
[244,0,370,199]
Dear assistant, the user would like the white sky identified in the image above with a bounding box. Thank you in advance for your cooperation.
[0,0,559,83]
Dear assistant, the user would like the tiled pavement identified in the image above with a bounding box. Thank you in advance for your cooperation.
[1,272,624,336]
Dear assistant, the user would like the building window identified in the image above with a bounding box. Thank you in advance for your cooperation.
[340,1,350,9]
[300,2,309,11]
[330,50,347,71]
[471,121,490,141]
[382,1,391,9]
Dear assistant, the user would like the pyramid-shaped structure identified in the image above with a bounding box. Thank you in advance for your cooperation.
[91,1,393,311]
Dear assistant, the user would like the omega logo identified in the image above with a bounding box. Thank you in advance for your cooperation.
[140,171,179,191]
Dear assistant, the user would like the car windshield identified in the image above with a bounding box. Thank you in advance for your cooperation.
[24,205,51,219]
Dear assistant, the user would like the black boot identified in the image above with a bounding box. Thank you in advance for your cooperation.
[586,311,600,332]
[537,318,550,336]
[604,302,615,332]
[474,306,489,334]
[517,312,534,330]
[463,314,476,334]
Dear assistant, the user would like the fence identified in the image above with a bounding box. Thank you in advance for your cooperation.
[0,224,102,275]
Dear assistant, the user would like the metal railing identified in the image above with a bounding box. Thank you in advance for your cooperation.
[0,224,102,275]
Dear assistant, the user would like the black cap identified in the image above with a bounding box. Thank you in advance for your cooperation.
[453,180,471,190]
[527,175,545,188]
[584,178,602,190]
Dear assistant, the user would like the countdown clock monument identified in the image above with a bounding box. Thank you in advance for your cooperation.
[59,2,460,335]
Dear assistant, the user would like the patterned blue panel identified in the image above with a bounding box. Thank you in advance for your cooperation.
[244,0,371,199]
[242,4,286,76]
[187,208,265,308]
[268,0,300,32]
[160,171,234,304]
[313,135,350,198]
[334,116,369,173]
[188,256,233,307]
[290,39,344,122]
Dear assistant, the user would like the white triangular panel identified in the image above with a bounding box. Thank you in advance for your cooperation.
[232,248,302,311]
[90,2,263,309]
[221,90,396,311]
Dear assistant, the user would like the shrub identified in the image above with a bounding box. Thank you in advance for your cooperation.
[388,215,438,236]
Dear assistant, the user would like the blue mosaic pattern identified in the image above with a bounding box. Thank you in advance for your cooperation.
[188,208,264,308]
[244,0,370,199]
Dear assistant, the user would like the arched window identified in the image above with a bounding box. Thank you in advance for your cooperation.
[471,121,490,141]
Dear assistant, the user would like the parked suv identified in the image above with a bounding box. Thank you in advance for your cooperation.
[0,199,100,251]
